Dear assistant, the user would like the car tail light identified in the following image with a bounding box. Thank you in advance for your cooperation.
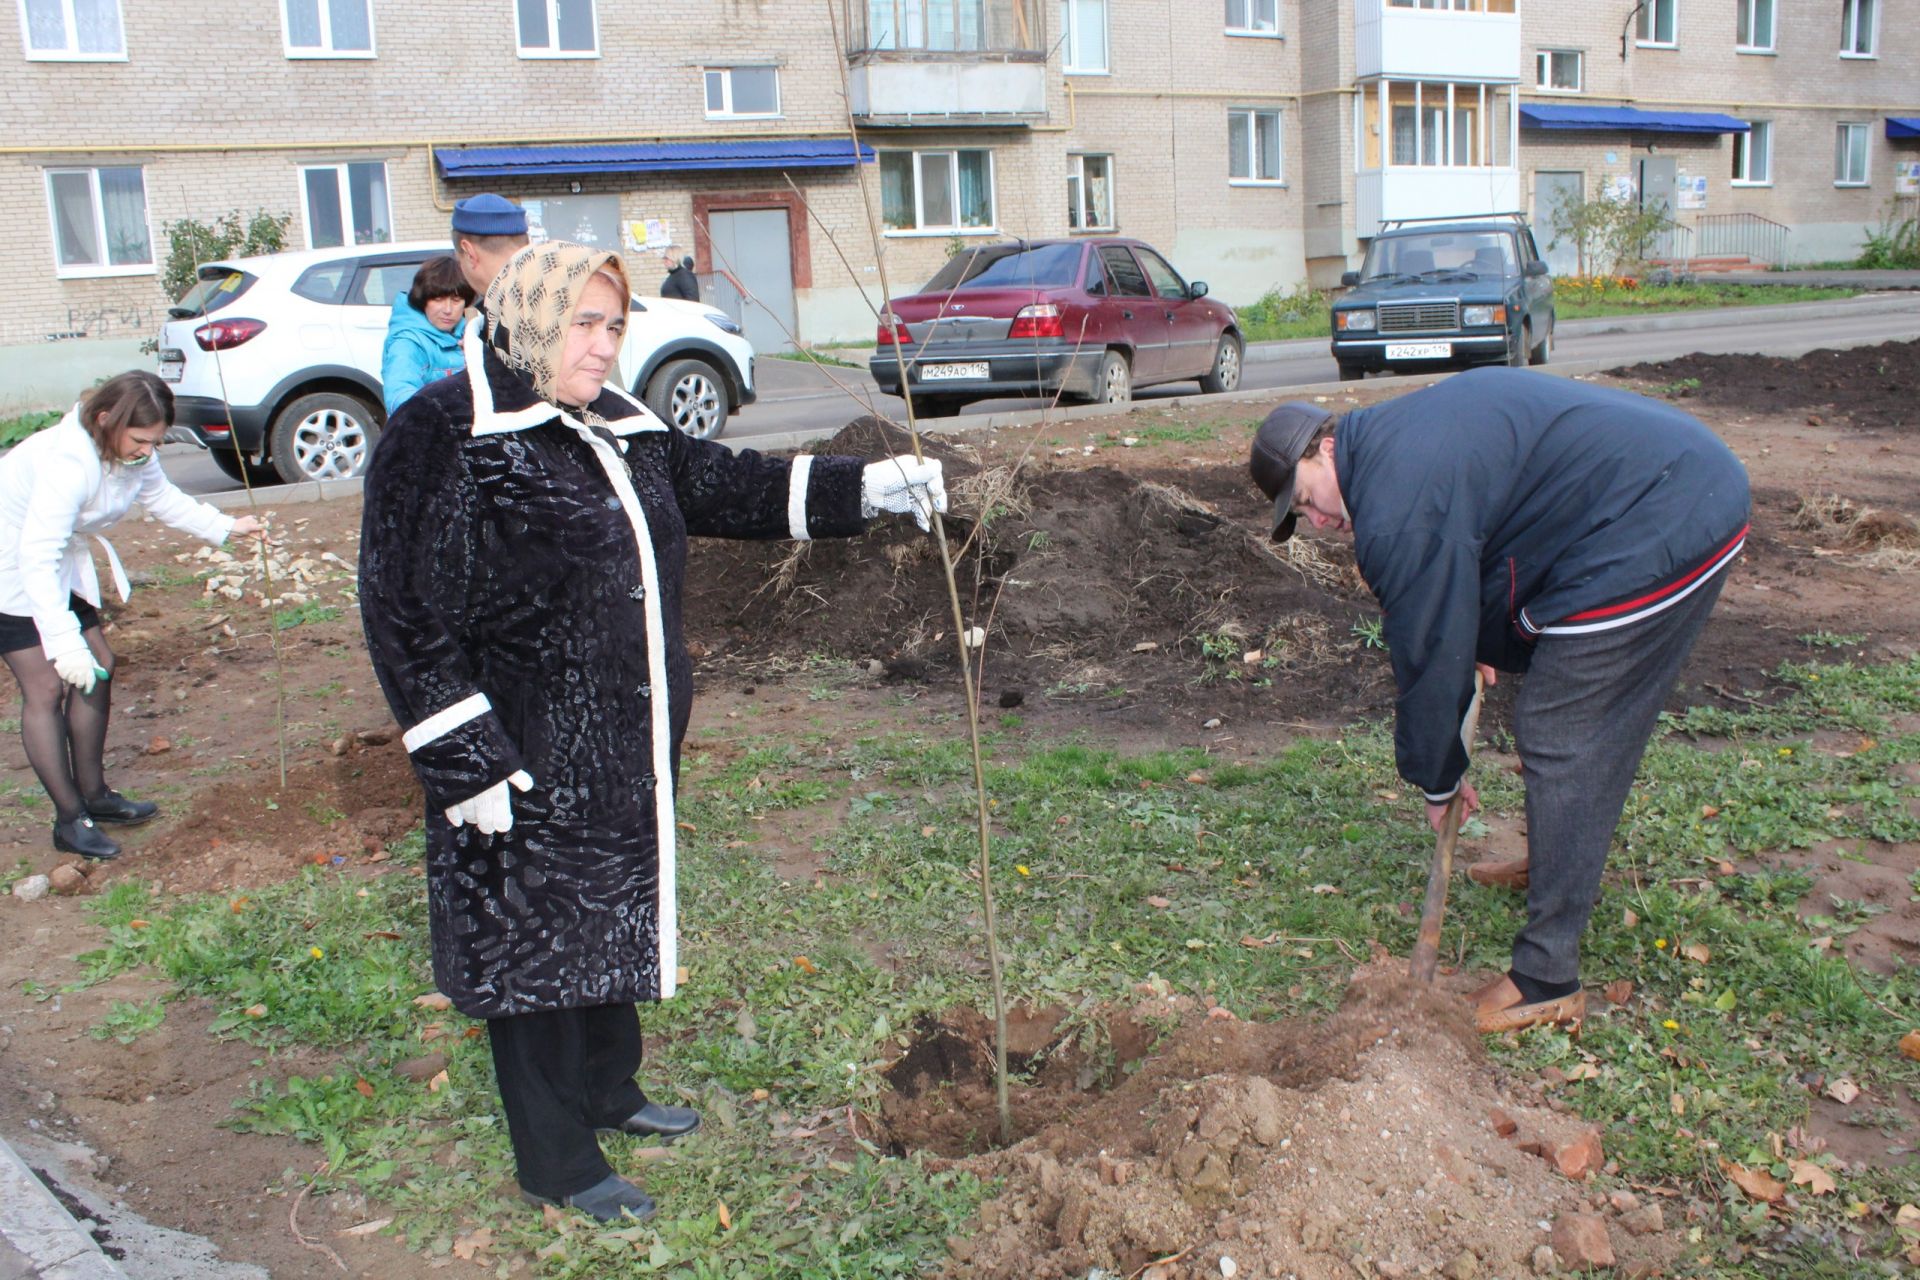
[876,312,912,345]
[1008,303,1064,340]
[193,318,266,351]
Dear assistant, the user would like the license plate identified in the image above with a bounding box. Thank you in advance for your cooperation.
[1384,342,1452,360]
[920,361,989,381]
[158,362,184,383]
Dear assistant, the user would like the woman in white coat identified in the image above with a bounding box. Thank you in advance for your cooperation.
[0,371,261,860]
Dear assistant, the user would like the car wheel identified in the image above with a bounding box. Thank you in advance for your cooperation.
[269,392,380,485]
[1529,315,1554,366]
[1507,322,1531,368]
[1337,362,1366,382]
[206,444,281,488]
[1198,335,1244,394]
[1093,350,1132,408]
[644,358,730,441]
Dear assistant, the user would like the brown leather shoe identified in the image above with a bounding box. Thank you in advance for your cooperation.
[1467,855,1529,890]
[1472,975,1585,1035]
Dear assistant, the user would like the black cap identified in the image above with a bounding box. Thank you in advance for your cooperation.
[1248,403,1334,541]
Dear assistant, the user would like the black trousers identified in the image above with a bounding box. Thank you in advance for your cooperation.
[487,1002,649,1199]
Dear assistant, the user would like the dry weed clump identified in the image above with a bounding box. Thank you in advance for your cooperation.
[1791,493,1920,551]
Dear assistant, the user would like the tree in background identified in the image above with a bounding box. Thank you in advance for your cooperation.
[1545,189,1676,278]
[161,211,293,301]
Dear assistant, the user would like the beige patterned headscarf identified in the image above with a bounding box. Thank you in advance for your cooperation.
[483,241,631,410]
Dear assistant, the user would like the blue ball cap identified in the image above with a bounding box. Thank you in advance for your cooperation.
[451,194,527,237]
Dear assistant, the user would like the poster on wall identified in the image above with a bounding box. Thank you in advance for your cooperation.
[521,196,622,248]
[1607,174,1637,202]
[1676,172,1707,209]
[623,219,674,253]
[1896,161,1920,196]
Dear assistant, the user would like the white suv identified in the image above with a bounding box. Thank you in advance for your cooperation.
[155,241,757,484]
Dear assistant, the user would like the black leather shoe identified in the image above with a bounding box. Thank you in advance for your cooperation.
[607,1101,701,1142]
[521,1173,655,1223]
[52,816,120,861]
[85,790,159,826]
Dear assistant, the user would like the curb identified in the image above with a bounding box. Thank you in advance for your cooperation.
[0,1136,124,1279]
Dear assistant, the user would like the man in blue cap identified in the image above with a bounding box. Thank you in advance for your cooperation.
[450,194,530,301]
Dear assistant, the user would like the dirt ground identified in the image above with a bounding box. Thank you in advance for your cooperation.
[0,342,1916,1276]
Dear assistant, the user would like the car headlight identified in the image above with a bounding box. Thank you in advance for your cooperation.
[1335,310,1376,332]
[704,313,744,335]
[1462,305,1507,327]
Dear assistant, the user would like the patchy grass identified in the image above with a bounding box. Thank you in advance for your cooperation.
[1556,281,1860,320]
[71,655,1920,1275]
[272,601,343,629]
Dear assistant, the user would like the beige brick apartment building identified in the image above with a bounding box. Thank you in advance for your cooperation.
[4,0,1917,380]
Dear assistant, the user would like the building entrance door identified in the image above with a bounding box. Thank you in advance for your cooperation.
[706,208,798,353]
[1532,171,1584,276]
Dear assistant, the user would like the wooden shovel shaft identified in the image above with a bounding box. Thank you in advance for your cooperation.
[1408,792,1465,984]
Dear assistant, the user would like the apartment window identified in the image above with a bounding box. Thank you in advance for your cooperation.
[1840,0,1876,55]
[1224,0,1278,35]
[45,166,150,276]
[1061,0,1108,72]
[1228,108,1283,183]
[20,0,124,59]
[517,0,597,57]
[1735,0,1773,49]
[1067,154,1114,229]
[704,66,779,117]
[1534,49,1581,91]
[282,0,373,56]
[880,150,995,232]
[1835,123,1869,185]
[1731,121,1771,185]
[1636,0,1676,46]
[301,161,392,248]
[864,0,1001,51]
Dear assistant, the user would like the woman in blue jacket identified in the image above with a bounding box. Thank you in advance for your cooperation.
[381,255,474,415]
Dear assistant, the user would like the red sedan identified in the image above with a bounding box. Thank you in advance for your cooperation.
[869,238,1243,417]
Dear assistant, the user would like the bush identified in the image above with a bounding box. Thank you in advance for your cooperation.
[1545,190,1674,277]
[1855,200,1920,270]
[160,210,293,301]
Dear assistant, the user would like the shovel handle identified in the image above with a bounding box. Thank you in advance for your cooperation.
[1408,791,1465,984]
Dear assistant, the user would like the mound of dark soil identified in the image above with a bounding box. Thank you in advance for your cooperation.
[1614,338,1918,434]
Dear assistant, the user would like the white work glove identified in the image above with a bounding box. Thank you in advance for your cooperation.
[860,456,948,532]
[53,650,100,695]
[445,770,533,835]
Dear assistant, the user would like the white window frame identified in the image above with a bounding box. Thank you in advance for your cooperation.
[1534,48,1582,92]
[1635,0,1677,48]
[1834,122,1870,186]
[280,0,375,58]
[1224,0,1280,38]
[1227,107,1285,185]
[1060,0,1109,73]
[880,149,999,235]
[1734,0,1773,51]
[1731,121,1771,186]
[1839,0,1877,57]
[703,66,781,119]
[516,0,599,59]
[44,166,153,279]
[299,161,394,249]
[18,0,126,60]
[1068,153,1116,231]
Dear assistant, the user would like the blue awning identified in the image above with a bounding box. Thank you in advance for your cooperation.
[1888,117,1920,140]
[1520,105,1750,135]
[436,139,874,179]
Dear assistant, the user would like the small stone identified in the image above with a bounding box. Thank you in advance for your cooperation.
[1219,1257,1238,1278]
[1442,1250,1479,1280]
[47,865,90,896]
[1530,1244,1557,1274]
[327,736,352,757]
[1375,1263,1409,1280]
[1550,1213,1615,1269]
[144,736,172,755]
[1487,1107,1518,1138]
[1608,1190,1641,1213]
[1202,717,1223,730]
[998,688,1024,709]
[355,727,394,746]
[12,874,50,902]
[1619,1204,1665,1236]
[1552,1129,1604,1180]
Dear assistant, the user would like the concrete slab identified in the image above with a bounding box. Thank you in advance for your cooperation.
[0,1138,121,1279]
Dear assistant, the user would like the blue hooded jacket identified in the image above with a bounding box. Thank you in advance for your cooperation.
[381,293,467,415]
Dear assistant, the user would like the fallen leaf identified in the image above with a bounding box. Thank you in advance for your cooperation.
[717,1201,732,1230]
[1604,979,1634,1005]
[1146,895,1172,909]
[1700,804,1721,820]
[1310,883,1342,895]
[677,821,697,832]
[336,1218,392,1237]
[427,1069,450,1093]
[413,992,453,1011]
[1721,1159,1786,1204]
[129,919,149,930]
[1622,908,1639,928]
[1899,1031,1920,1062]
[452,1227,494,1260]
[1825,1078,1861,1105]
[920,825,936,837]
[1241,649,1263,664]
[1810,936,1835,951]
[1895,1203,1920,1231]
[1564,1062,1601,1082]
[354,1077,374,1099]
[1789,1160,1836,1195]
[540,1204,564,1230]
[1132,641,1159,652]
[1681,942,1712,964]
[364,930,402,941]
[244,1004,268,1018]
[793,955,817,975]
[1239,934,1274,949]
[1713,859,1735,876]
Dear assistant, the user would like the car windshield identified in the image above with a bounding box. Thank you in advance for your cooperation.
[918,243,1083,294]
[1362,232,1515,280]
[169,266,256,318]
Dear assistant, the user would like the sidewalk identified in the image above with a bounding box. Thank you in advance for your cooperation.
[0,1136,122,1280]
[1701,268,1920,290]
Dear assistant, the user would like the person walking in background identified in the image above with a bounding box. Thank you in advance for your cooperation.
[381,255,474,414]
[450,193,530,304]
[0,372,263,861]
[359,242,945,1223]
[659,251,699,302]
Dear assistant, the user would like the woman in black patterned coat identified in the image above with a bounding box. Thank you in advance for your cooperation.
[359,242,946,1222]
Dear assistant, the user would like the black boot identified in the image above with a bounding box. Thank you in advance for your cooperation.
[521,1173,656,1223]
[605,1101,702,1142]
[85,790,159,826]
[53,816,120,861]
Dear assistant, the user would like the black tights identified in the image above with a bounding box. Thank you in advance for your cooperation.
[3,630,113,823]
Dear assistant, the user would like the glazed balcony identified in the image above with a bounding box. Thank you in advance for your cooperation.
[845,0,1049,124]
[1356,0,1523,83]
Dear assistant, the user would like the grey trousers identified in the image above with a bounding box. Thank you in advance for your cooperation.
[1508,572,1727,984]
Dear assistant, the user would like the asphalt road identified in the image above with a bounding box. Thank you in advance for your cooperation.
[160,292,1920,497]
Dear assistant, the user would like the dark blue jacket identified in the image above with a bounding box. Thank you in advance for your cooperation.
[1337,368,1749,800]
